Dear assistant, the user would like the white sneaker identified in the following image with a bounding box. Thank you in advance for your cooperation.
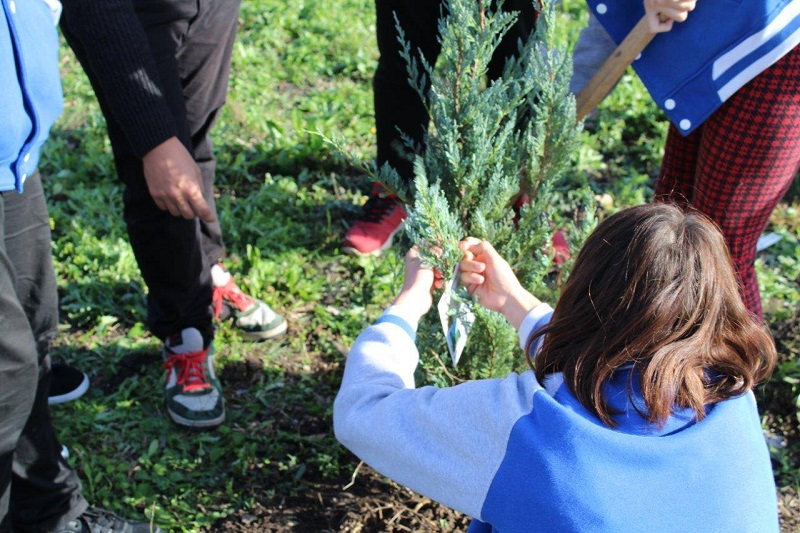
[163,328,225,428]
[210,264,287,341]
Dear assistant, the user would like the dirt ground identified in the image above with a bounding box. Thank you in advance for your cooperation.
[213,469,470,532]
[213,467,800,532]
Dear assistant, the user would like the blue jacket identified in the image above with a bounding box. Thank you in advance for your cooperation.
[335,304,779,532]
[588,0,800,134]
[1,0,63,193]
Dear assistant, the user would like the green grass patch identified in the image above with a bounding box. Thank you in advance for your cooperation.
[39,0,800,530]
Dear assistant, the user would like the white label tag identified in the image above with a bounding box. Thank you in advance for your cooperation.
[437,266,475,367]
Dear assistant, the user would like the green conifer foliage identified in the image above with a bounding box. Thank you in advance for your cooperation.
[377,0,593,382]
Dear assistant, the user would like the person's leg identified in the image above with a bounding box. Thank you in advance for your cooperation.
[681,47,800,318]
[654,124,702,208]
[374,0,443,180]
[0,189,40,531]
[488,0,536,81]
[374,0,534,175]
[174,0,241,266]
[2,172,88,530]
[126,0,219,343]
[63,2,215,343]
[342,1,442,256]
[126,3,233,427]
[62,3,226,428]
[168,0,286,340]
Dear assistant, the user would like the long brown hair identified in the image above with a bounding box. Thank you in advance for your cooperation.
[530,203,776,426]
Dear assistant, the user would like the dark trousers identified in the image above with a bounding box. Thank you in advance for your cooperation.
[374,0,536,181]
[63,0,241,341]
[0,172,87,531]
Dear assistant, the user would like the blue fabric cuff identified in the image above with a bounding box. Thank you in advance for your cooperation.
[376,314,417,342]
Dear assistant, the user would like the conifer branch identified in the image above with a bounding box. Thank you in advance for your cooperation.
[390,0,593,382]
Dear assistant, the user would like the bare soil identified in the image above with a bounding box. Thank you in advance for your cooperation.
[213,472,469,532]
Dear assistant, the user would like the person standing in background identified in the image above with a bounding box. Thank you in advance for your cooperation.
[0,0,162,529]
[59,0,288,429]
[572,0,800,319]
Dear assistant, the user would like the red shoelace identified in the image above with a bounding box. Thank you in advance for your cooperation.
[163,349,212,393]
[211,278,255,318]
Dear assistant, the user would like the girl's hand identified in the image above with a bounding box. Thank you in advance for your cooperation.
[458,238,540,329]
[644,0,697,33]
[392,246,444,322]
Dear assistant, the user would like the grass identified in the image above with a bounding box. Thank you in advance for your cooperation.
[40,0,800,531]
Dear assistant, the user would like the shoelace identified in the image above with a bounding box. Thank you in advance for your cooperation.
[163,349,212,393]
[211,278,254,318]
[358,196,398,223]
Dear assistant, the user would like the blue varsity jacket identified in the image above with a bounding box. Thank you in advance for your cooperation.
[1,0,63,193]
[587,0,800,134]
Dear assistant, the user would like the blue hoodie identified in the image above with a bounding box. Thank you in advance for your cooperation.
[334,303,779,532]
[1,0,63,193]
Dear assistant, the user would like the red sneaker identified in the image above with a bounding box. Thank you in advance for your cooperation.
[342,195,407,256]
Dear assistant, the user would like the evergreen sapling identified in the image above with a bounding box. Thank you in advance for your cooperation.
[373,0,594,382]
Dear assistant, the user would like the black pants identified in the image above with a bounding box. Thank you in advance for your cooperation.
[0,172,87,531]
[374,0,536,181]
[62,0,241,342]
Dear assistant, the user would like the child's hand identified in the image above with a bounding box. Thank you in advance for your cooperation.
[643,0,697,33]
[392,246,444,322]
[459,238,541,329]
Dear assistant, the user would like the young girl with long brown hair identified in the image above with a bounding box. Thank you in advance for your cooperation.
[334,203,778,531]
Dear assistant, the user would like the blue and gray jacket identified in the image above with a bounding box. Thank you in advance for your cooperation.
[587,0,800,134]
[1,0,63,193]
[334,303,778,532]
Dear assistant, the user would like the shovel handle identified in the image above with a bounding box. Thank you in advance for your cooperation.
[575,16,656,121]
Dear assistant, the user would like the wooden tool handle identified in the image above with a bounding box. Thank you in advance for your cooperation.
[575,16,656,121]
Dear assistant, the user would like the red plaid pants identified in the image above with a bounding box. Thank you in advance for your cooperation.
[655,45,800,320]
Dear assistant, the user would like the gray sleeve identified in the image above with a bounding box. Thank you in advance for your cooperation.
[334,315,544,520]
[569,12,619,96]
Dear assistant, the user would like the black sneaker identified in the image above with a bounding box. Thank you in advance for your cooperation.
[54,507,162,533]
[49,363,90,405]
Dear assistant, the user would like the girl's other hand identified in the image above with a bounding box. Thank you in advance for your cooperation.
[458,238,540,329]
